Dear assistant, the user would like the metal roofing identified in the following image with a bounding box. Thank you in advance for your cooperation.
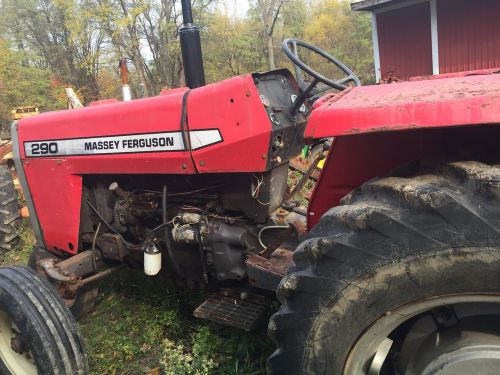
[351,0,402,11]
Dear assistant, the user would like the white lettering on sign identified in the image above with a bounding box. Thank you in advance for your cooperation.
[24,129,222,157]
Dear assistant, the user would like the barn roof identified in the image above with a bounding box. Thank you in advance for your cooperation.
[351,0,408,11]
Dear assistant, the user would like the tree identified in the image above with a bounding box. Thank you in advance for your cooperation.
[0,0,105,103]
[252,0,287,70]
[304,0,374,84]
[203,11,266,81]
[0,39,66,130]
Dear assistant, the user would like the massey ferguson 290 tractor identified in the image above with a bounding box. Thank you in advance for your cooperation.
[1,0,500,373]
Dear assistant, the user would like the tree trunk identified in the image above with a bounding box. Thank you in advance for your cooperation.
[267,34,275,70]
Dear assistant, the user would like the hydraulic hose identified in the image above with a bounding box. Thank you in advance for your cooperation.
[162,185,182,278]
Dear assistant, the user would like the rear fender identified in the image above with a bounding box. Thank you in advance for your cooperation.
[308,125,500,229]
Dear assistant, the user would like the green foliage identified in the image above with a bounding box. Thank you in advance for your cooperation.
[0,0,375,111]
[304,0,374,84]
[0,40,67,128]
[160,327,219,375]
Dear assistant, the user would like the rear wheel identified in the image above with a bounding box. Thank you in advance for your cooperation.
[268,157,500,374]
[0,166,21,252]
[0,266,87,374]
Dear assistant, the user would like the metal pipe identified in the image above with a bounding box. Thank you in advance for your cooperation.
[179,0,205,88]
[80,265,124,287]
[119,58,132,101]
[162,185,182,278]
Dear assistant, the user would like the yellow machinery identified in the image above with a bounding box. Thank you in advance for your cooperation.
[10,106,39,121]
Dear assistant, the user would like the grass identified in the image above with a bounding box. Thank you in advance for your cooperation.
[2,224,274,374]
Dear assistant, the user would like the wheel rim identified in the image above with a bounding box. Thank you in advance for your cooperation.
[0,311,37,375]
[343,294,500,375]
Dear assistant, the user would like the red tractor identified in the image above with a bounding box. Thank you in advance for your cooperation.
[1,1,500,373]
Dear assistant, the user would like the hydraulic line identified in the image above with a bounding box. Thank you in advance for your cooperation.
[91,222,101,272]
[162,185,182,278]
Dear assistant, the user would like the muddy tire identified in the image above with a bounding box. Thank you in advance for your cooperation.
[268,158,500,374]
[0,266,87,374]
[28,249,98,319]
[0,166,21,252]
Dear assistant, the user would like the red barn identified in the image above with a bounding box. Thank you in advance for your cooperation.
[351,0,500,82]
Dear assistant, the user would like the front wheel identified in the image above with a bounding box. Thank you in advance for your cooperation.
[268,158,500,374]
[0,266,87,374]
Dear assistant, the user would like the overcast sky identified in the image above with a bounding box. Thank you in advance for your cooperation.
[219,0,251,18]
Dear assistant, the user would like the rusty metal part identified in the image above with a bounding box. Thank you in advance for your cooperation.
[79,265,124,287]
[247,249,294,292]
[37,250,121,302]
[38,258,77,282]
[37,250,104,293]
[95,233,129,261]
[193,289,267,331]
[10,333,28,355]
[52,250,104,278]
[286,151,325,202]
[119,59,129,85]
[289,158,320,180]
[258,225,294,258]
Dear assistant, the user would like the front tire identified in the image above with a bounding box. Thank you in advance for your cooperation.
[0,266,88,374]
[268,158,500,374]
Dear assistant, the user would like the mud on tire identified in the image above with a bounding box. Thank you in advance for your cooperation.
[0,266,88,374]
[268,157,500,374]
[0,166,21,252]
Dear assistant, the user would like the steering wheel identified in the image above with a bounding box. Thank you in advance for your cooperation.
[282,38,361,115]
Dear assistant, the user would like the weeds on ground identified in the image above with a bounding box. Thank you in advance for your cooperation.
[0,223,34,266]
[79,268,273,374]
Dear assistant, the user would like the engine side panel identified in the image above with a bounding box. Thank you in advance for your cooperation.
[15,72,301,254]
[189,70,305,172]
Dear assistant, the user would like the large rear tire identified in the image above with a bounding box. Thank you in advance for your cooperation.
[0,266,87,374]
[268,158,500,374]
[0,166,21,252]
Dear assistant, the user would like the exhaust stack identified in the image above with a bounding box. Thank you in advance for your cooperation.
[119,58,132,101]
[179,0,206,88]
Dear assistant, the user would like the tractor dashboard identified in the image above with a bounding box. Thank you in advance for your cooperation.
[253,69,309,170]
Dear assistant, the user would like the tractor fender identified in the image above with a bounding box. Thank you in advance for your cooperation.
[305,71,500,140]
[307,125,500,229]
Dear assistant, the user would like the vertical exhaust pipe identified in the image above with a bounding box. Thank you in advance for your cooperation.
[119,58,132,101]
[179,0,206,88]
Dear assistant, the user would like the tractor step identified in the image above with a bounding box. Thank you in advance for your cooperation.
[193,290,267,331]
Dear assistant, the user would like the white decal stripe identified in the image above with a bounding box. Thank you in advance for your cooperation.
[189,130,222,150]
[24,129,222,157]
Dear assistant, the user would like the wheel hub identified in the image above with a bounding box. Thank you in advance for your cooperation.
[10,333,27,355]
[0,311,36,375]
[422,345,500,374]
[343,295,500,375]
[404,323,500,375]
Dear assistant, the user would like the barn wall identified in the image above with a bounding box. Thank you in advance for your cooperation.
[376,2,432,80]
[437,0,500,73]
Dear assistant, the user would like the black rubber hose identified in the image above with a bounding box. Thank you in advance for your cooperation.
[162,185,182,278]
[195,225,208,284]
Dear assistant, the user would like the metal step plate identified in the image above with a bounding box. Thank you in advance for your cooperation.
[193,291,267,331]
